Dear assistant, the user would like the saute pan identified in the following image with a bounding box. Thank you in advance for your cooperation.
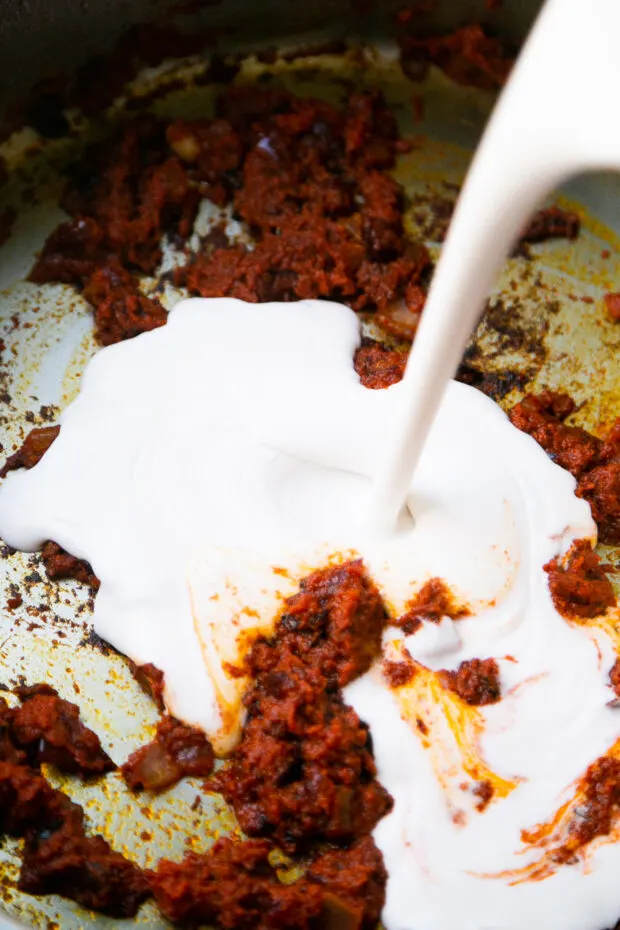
[0,0,618,926]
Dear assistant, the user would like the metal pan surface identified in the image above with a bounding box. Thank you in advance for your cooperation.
[0,41,619,929]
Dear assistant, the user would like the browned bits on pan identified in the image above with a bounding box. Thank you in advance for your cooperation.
[41,541,100,590]
[544,539,616,620]
[395,577,470,635]
[521,207,580,244]
[439,658,501,706]
[409,192,579,251]
[121,716,214,792]
[0,425,60,478]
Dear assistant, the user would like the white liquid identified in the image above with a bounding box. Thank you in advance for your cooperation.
[1,297,618,930]
[369,0,620,531]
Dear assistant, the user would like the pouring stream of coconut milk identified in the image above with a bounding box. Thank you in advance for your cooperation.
[370,0,620,532]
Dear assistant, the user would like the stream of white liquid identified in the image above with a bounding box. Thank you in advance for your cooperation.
[370,0,620,530]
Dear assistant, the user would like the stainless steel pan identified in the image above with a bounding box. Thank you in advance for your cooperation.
[0,1,618,926]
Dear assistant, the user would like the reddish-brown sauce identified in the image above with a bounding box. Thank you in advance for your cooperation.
[395,577,470,635]
[214,560,392,853]
[399,24,513,90]
[407,186,579,251]
[439,658,501,706]
[0,425,60,478]
[151,834,385,929]
[604,292,620,322]
[354,339,408,389]
[0,698,28,766]
[383,658,417,687]
[122,715,214,792]
[473,779,494,812]
[6,35,619,922]
[130,661,167,711]
[609,659,620,700]
[510,392,620,544]
[306,836,387,930]
[0,690,147,916]
[30,87,432,345]
[10,687,114,776]
[176,90,430,316]
[19,801,149,917]
[522,756,620,868]
[577,418,620,545]
[82,258,168,346]
[520,207,580,244]
[509,392,600,476]
[557,756,620,859]
[41,540,100,590]
[544,539,616,620]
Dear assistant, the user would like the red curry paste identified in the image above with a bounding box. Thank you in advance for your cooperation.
[439,658,501,706]
[10,688,114,776]
[41,540,100,590]
[130,661,167,711]
[151,835,386,929]
[30,87,432,344]
[544,539,616,620]
[399,24,513,90]
[396,577,470,635]
[0,426,59,478]
[214,560,392,853]
[0,690,148,916]
[5,41,620,925]
[122,715,214,792]
[510,392,620,544]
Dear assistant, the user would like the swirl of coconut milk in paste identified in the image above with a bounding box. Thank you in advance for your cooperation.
[1,297,619,930]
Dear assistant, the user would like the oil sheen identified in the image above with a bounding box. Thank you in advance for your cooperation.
[1,297,619,930]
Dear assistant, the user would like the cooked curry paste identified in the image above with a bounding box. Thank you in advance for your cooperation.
[2,35,619,927]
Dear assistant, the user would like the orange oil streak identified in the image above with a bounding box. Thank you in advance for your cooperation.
[386,642,518,812]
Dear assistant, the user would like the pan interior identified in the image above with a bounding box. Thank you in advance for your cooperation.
[0,41,619,930]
